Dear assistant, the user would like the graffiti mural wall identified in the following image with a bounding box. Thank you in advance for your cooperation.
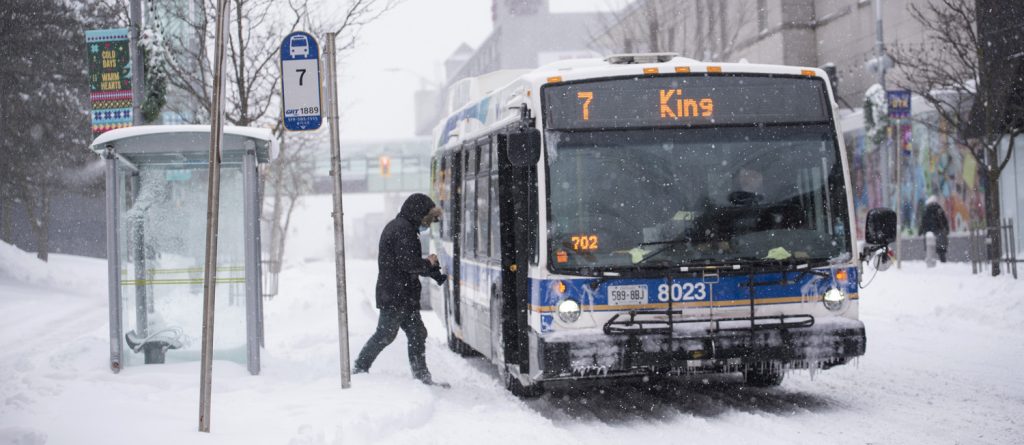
[846,112,986,239]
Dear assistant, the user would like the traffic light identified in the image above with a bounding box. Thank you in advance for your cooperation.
[379,156,391,177]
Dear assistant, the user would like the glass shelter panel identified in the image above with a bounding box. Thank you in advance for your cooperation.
[118,163,248,366]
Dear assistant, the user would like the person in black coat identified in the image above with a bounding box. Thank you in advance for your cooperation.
[919,195,950,262]
[353,193,448,386]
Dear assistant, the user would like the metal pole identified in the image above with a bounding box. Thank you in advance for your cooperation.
[130,174,150,339]
[874,0,886,89]
[326,32,352,389]
[243,146,260,375]
[1009,219,1018,279]
[198,0,231,433]
[129,0,144,125]
[106,148,123,373]
[895,119,902,269]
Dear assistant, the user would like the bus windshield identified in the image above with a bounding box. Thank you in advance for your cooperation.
[546,124,852,271]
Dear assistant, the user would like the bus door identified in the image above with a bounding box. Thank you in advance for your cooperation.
[450,150,463,326]
[497,133,532,370]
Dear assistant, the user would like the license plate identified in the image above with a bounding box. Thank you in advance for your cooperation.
[607,285,648,306]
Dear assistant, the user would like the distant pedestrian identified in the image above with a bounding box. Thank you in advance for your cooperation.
[919,195,950,262]
[353,193,448,387]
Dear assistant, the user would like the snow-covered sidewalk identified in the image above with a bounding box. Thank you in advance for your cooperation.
[1,195,1022,445]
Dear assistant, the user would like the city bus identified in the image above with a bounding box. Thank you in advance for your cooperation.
[428,53,896,397]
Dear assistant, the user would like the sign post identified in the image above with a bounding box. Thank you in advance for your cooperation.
[198,0,231,433]
[280,31,323,131]
[887,89,911,269]
[325,32,351,389]
[86,28,133,135]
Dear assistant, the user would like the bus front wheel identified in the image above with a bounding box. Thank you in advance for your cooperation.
[744,364,785,387]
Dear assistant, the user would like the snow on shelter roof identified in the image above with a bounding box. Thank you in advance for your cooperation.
[89,125,277,165]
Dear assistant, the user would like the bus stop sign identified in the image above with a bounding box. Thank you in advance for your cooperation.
[280,31,322,131]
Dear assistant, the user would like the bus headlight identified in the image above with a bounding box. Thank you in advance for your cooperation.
[823,288,846,311]
[556,298,581,323]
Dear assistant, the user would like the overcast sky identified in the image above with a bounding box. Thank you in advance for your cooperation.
[336,0,618,141]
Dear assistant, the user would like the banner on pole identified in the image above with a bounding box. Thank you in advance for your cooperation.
[886,90,911,118]
[87,28,133,135]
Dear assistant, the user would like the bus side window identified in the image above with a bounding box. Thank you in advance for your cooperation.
[463,147,478,257]
[490,167,500,258]
[436,156,446,239]
[530,166,539,264]
[477,143,490,257]
[446,153,458,241]
[490,138,500,258]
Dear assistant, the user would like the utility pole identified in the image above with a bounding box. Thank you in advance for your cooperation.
[198,0,231,433]
[874,0,886,89]
[874,0,902,267]
[129,0,144,125]
[325,32,352,389]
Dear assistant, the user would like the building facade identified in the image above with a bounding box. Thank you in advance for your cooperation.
[600,0,1020,255]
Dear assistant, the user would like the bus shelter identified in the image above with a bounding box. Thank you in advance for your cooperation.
[89,125,276,375]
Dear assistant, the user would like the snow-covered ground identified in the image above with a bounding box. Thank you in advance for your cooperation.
[2,194,1023,445]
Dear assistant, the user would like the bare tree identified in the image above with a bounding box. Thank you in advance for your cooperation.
[160,0,397,271]
[892,0,1023,275]
[594,0,754,61]
[0,0,117,259]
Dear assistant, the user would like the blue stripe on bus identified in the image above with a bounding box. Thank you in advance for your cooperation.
[446,256,858,309]
[529,267,858,308]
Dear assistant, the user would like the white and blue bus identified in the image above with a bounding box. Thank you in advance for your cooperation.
[428,54,896,396]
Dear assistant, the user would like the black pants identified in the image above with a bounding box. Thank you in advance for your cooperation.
[354,304,429,378]
[937,232,949,262]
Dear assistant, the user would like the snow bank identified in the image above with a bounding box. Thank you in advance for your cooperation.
[0,242,105,297]
[861,261,1024,332]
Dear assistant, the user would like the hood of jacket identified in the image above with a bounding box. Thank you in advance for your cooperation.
[398,193,436,226]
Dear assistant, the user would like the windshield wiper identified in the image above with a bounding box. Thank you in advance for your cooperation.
[702,256,835,275]
[633,235,693,266]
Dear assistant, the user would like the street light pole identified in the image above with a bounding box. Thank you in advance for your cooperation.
[129,0,144,125]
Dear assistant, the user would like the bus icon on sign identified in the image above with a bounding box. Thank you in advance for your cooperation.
[289,35,309,58]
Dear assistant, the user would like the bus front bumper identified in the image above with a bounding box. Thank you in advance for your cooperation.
[532,315,866,381]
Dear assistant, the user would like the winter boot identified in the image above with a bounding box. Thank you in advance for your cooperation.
[415,371,450,388]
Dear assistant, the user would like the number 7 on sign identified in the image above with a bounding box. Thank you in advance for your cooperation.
[577,91,593,121]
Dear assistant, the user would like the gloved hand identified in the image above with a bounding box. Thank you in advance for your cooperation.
[428,265,447,285]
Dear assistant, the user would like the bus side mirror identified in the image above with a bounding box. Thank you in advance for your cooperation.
[507,128,541,167]
[865,208,897,246]
[862,208,896,272]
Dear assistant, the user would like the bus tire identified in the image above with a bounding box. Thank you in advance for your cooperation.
[447,331,473,356]
[744,364,785,387]
[506,372,544,398]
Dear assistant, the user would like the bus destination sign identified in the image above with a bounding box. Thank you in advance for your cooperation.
[543,75,829,130]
